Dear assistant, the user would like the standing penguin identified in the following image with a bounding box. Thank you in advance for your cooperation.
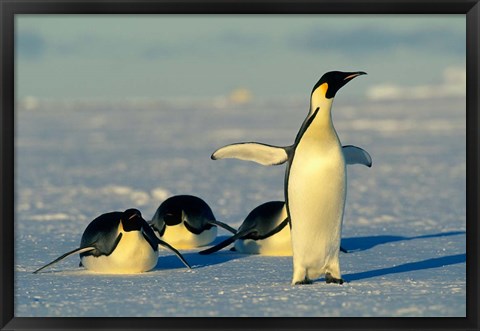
[199,144,371,256]
[33,208,191,274]
[211,71,367,284]
[149,195,236,249]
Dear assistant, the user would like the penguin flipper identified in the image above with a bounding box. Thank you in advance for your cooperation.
[212,143,292,166]
[208,220,237,234]
[252,217,289,240]
[140,224,191,269]
[157,239,192,269]
[33,246,95,274]
[198,228,252,255]
[342,145,372,167]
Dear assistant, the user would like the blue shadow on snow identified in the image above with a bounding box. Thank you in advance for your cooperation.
[341,231,465,253]
[154,236,248,270]
[342,253,466,282]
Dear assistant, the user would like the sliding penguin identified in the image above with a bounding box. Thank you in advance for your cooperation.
[200,145,371,256]
[211,71,367,285]
[199,201,291,256]
[150,195,236,249]
[33,208,191,274]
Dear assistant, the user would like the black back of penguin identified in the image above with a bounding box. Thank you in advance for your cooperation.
[80,208,157,259]
[198,201,290,255]
[151,195,216,234]
[79,211,124,258]
[237,201,287,240]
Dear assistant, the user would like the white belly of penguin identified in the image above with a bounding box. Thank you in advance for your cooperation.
[158,223,217,249]
[234,224,292,256]
[81,230,158,274]
[288,135,346,277]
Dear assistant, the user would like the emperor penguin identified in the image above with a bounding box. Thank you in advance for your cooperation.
[199,201,291,256]
[149,195,237,249]
[199,144,371,256]
[210,71,367,284]
[33,208,191,274]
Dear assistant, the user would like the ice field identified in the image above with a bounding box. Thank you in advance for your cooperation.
[14,94,466,317]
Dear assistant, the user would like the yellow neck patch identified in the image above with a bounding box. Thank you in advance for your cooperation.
[311,82,329,111]
[319,83,328,96]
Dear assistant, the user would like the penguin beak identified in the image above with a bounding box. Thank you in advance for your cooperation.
[343,71,367,81]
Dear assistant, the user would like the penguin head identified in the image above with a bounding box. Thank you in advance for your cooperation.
[312,71,367,99]
[121,208,145,232]
[164,209,214,233]
[163,210,183,226]
[149,203,183,237]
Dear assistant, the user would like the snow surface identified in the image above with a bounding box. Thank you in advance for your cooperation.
[14,95,466,317]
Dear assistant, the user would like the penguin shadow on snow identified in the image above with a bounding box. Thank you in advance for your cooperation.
[338,231,466,283]
[342,253,466,282]
[154,235,249,270]
[340,230,465,253]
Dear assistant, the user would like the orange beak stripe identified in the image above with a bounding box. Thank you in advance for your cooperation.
[344,73,361,81]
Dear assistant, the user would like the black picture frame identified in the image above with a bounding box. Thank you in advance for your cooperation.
[1,1,478,330]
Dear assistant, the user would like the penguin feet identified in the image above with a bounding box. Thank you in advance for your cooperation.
[294,277,313,285]
[325,272,344,285]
